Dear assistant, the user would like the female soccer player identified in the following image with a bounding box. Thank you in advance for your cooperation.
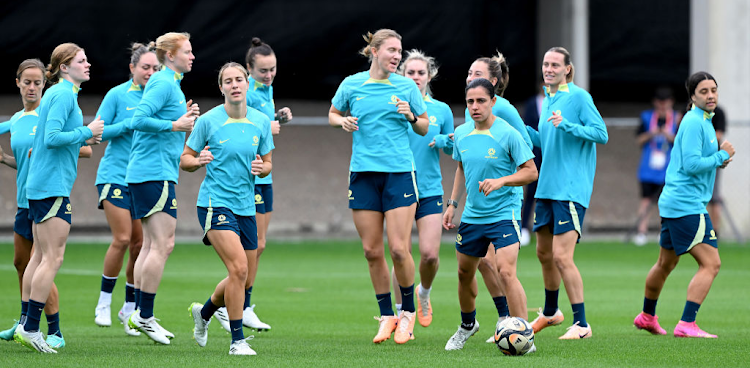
[328,29,428,344]
[13,43,104,353]
[443,78,537,350]
[93,42,159,336]
[125,32,198,345]
[0,59,86,349]
[633,72,733,338]
[465,53,533,343]
[214,37,290,332]
[526,47,608,339]
[391,49,453,327]
[183,62,273,355]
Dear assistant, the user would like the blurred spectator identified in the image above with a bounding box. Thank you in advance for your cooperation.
[520,83,544,246]
[708,106,726,236]
[633,87,680,246]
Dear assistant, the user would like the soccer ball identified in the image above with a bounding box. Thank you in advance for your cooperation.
[494,317,535,356]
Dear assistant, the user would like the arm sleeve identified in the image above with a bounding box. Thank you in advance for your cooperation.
[503,109,533,149]
[409,84,427,116]
[331,80,350,113]
[44,92,93,147]
[97,88,129,141]
[129,78,173,132]
[0,120,10,135]
[434,104,455,155]
[259,116,275,156]
[525,125,541,148]
[681,120,730,175]
[558,93,609,144]
[508,130,536,167]
[452,133,462,162]
[185,115,208,152]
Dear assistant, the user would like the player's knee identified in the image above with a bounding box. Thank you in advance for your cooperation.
[496,268,516,283]
[421,252,439,269]
[13,256,27,274]
[228,259,249,282]
[536,247,553,263]
[477,258,493,272]
[552,253,572,271]
[389,246,410,264]
[457,266,474,283]
[362,247,384,262]
[112,233,131,249]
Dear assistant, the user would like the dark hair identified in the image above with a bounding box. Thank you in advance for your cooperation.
[245,37,274,69]
[546,46,574,83]
[653,86,673,101]
[475,51,509,96]
[465,78,495,99]
[685,71,717,110]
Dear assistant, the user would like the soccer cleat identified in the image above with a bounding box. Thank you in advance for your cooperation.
[243,305,271,331]
[13,323,57,353]
[673,321,717,338]
[634,312,666,335]
[95,304,112,327]
[128,312,170,345]
[46,333,66,348]
[190,303,211,347]
[0,320,19,341]
[118,309,141,336]
[160,322,175,339]
[634,233,647,246]
[372,315,398,343]
[229,336,257,355]
[416,285,432,327]
[559,321,593,339]
[526,342,537,354]
[445,320,479,350]
[486,316,507,343]
[394,311,416,344]
[214,307,231,332]
[530,308,565,333]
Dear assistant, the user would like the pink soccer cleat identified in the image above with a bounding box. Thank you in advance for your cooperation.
[673,321,717,338]
[634,312,667,335]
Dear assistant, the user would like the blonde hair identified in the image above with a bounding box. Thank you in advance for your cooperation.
[359,29,401,61]
[547,46,574,83]
[17,58,46,80]
[397,49,438,95]
[474,51,510,97]
[217,62,248,87]
[46,43,83,84]
[155,32,190,64]
[131,41,156,66]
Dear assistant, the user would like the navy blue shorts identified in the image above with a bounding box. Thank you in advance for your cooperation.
[455,220,521,258]
[14,208,33,241]
[97,183,132,211]
[348,172,417,212]
[129,181,177,220]
[197,207,258,250]
[415,195,443,220]
[660,214,718,256]
[532,199,586,238]
[28,197,72,224]
[254,184,273,214]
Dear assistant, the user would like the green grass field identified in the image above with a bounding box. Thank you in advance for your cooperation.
[0,239,748,367]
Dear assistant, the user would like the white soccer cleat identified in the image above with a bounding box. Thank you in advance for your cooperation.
[214,307,231,332]
[160,322,175,339]
[95,304,112,327]
[243,305,271,331]
[520,228,531,246]
[14,323,57,353]
[118,309,141,336]
[128,312,170,345]
[190,303,211,347]
[229,336,257,355]
[445,320,479,350]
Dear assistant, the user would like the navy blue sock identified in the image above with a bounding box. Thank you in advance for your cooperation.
[20,301,29,325]
[134,288,141,309]
[460,310,476,330]
[125,283,136,303]
[571,303,588,327]
[494,296,510,317]
[200,298,219,322]
[25,299,45,332]
[230,319,244,342]
[681,301,701,323]
[643,297,658,316]
[139,292,156,319]
[543,289,559,316]
[101,275,117,293]
[244,286,253,310]
[400,284,415,313]
[376,293,394,316]
[46,312,61,337]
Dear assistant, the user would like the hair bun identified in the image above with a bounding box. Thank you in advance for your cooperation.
[251,37,263,47]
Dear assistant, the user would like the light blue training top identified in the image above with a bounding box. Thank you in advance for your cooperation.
[409,94,454,199]
[453,118,535,224]
[0,108,39,207]
[246,79,275,185]
[126,66,187,184]
[26,79,93,200]
[95,79,143,186]
[658,106,730,218]
[525,82,608,208]
[332,71,427,173]
[186,105,274,216]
